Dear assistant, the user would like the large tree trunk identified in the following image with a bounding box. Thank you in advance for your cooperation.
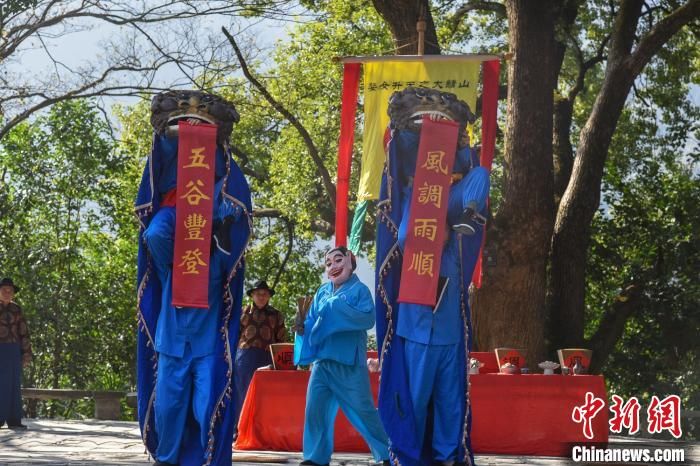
[548,69,635,350]
[552,99,575,205]
[549,1,643,350]
[551,0,579,206]
[550,1,651,351]
[371,0,440,54]
[471,0,557,366]
[548,0,700,355]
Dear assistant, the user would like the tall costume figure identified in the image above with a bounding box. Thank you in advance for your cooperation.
[295,246,390,466]
[135,91,252,466]
[375,88,490,466]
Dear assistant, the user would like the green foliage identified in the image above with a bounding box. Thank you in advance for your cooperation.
[0,0,38,20]
[0,100,139,418]
[203,0,396,325]
[586,95,700,435]
[242,0,392,230]
[243,227,323,333]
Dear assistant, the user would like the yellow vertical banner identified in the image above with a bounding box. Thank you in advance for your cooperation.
[360,60,480,201]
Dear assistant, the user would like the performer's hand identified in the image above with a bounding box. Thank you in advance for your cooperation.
[429,113,447,122]
[367,358,380,373]
[294,311,305,335]
[218,201,243,222]
[187,118,202,125]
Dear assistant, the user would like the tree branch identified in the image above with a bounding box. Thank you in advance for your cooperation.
[608,0,644,65]
[229,144,266,182]
[252,208,286,219]
[272,218,294,289]
[0,73,168,141]
[567,32,610,102]
[456,0,506,18]
[0,1,304,141]
[449,1,506,37]
[552,0,580,90]
[221,26,337,208]
[627,0,700,77]
[253,208,333,235]
[586,284,644,374]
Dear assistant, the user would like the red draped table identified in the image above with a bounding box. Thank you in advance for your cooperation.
[235,370,608,457]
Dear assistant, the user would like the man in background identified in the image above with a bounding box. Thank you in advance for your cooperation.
[233,280,287,435]
[0,277,32,430]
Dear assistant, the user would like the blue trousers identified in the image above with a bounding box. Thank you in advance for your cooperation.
[303,359,389,464]
[233,348,272,428]
[0,343,23,426]
[404,339,464,462]
[155,344,215,463]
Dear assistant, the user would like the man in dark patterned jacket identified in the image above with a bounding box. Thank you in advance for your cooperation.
[0,277,31,430]
[233,280,287,433]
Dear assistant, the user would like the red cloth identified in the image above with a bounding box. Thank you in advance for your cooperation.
[161,188,177,207]
[470,351,499,374]
[398,117,459,306]
[471,374,608,456]
[334,62,361,247]
[236,370,378,453]
[472,59,500,288]
[478,59,500,171]
[172,121,217,308]
[235,371,608,457]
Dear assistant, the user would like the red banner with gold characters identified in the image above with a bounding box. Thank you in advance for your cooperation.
[398,117,459,306]
[172,121,217,309]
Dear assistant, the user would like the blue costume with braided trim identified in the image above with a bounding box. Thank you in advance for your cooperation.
[375,127,489,466]
[135,124,251,465]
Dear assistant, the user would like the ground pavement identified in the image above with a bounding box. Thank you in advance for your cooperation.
[1,420,697,466]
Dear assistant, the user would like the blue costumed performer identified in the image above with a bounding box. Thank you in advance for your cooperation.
[294,246,390,466]
[375,87,490,466]
[135,90,252,466]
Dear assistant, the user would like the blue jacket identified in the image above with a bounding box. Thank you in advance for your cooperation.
[396,231,463,345]
[294,274,374,367]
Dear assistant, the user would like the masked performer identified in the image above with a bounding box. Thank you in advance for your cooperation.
[294,246,390,466]
[135,91,252,466]
[375,87,490,466]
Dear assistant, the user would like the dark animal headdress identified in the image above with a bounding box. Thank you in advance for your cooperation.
[388,86,476,148]
[150,90,240,146]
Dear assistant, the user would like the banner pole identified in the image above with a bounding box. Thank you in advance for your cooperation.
[417,17,426,55]
[337,54,502,63]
